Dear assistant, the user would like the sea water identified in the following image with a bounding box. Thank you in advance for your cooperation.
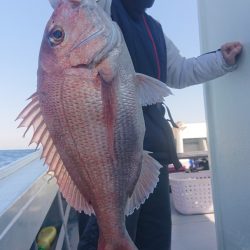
[0,149,36,168]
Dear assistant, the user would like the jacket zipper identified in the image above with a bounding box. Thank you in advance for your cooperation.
[142,14,161,80]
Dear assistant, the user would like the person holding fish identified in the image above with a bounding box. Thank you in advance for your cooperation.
[76,0,243,250]
[18,0,242,249]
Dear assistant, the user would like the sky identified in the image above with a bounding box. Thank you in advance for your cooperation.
[0,0,204,149]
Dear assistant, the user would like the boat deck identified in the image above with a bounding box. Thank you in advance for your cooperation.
[171,197,217,250]
[67,196,217,250]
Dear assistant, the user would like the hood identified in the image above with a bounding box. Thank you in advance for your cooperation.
[121,0,155,19]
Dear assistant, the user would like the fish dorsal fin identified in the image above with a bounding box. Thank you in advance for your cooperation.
[135,73,173,106]
[125,151,162,215]
[16,93,94,215]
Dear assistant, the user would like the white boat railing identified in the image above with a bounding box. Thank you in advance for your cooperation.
[0,151,72,250]
[0,150,42,180]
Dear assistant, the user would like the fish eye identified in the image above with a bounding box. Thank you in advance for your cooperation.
[48,26,65,47]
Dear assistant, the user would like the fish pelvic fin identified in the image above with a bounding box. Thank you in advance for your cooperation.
[135,73,173,106]
[125,151,162,215]
[16,93,95,215]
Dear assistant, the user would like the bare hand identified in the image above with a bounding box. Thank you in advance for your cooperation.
[221,42,243,65]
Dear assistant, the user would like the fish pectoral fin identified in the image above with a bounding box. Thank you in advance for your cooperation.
[135,73,173,106]
[125,151,162,215]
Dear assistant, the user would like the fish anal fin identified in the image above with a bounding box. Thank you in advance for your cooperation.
[125,151,162,215]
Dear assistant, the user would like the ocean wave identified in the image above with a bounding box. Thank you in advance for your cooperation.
[0,149,36,168]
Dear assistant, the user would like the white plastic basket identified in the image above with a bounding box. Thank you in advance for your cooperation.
[169,170,214,215]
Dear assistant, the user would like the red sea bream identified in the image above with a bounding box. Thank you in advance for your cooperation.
[17,0,172,249]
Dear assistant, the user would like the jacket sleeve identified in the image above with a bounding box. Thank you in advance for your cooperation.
[165,35,238,89]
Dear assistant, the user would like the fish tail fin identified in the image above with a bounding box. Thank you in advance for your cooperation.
[125,151,162,215]
[98,232,137,250]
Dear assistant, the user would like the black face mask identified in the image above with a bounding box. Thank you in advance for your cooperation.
[121,0,155,18]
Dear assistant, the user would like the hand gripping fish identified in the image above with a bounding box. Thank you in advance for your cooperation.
[17,0,172,249]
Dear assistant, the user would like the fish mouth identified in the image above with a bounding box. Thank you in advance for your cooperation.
[69,7,120,69]
[71,27,105,51]
[69,24,107,69]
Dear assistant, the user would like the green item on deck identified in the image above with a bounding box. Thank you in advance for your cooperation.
[37,226,57,250]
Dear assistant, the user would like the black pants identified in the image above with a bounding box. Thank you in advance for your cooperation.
[77,166,171,250]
